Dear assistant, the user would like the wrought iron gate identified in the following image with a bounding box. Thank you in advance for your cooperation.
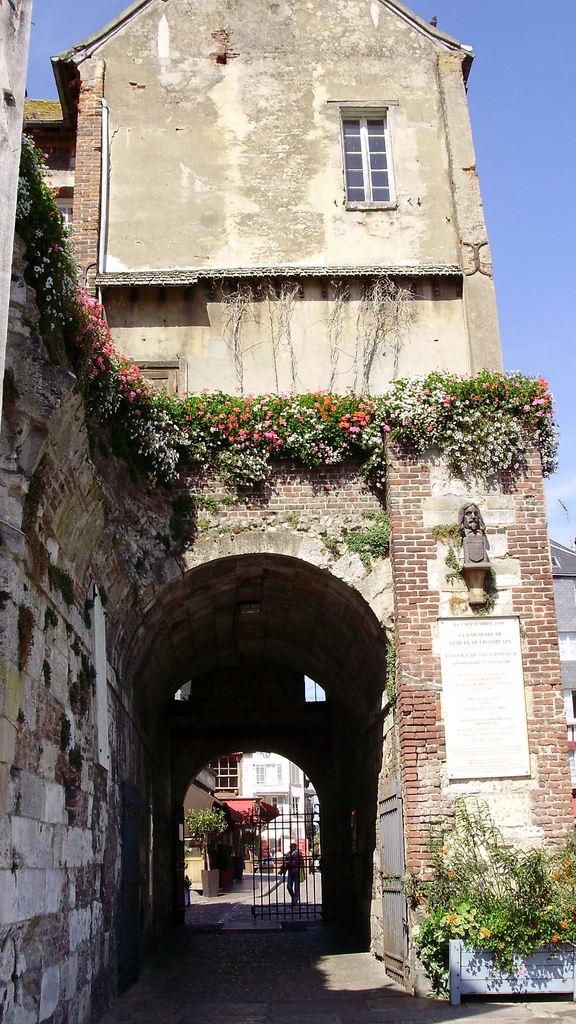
[379,778,409,984]
[250,806,322,920]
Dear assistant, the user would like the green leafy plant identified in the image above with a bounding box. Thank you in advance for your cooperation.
[472,566,498,616]
[343,510,390,569]
[444,544,462,585]
[44,607,58,630]
[16,137,78,364]
[68,744,83,772]
[184,807,228,870]
[413,803,576,995]
[194,494,221,515]
[59,714,71,752]
[322,536,340,557]
[83,597,94,629]
[48,563,75,606]
[18,605,35,671]
[432,523,461,546]
[22,455,50,577]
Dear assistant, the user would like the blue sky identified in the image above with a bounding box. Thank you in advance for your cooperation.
[26,1,576,545]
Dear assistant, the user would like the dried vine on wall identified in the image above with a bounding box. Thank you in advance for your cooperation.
[263,281,282,392]
[221,283,254,394]
[278,281,300,392]
[327,280,350,391]
[356,278,415,391]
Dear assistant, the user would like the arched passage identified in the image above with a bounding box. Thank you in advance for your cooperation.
[119,553,388,947]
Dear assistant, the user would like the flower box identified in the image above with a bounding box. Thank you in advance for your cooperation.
[449,939,576,1005]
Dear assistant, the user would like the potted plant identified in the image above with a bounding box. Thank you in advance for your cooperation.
[184,807,228,898]
[412,802,576,1003]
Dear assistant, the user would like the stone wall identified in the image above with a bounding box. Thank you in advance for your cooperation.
[1,241,573,1018]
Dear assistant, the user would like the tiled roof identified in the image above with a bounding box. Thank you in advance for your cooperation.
[550,539,576,576]
[24,99,63,122]
[96,264,461,287]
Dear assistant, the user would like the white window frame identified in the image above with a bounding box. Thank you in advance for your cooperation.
[211,754,239,791]
[559,631,576,660]
[564,689,576,723]
[304,676,326,703]
[339,106,396,210]
[56,200,73,227]
[569,748,576,784]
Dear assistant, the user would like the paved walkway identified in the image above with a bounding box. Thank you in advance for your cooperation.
[99,879,576,1024]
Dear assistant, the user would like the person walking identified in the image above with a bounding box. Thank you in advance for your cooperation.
[281,842,304,904]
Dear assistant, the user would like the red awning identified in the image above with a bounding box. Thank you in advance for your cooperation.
[220,798,280,825]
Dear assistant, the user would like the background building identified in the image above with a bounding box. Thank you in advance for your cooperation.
[550,539,576,816]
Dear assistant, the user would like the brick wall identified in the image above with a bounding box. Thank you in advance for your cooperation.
[72,61,104,289]
[503,455,574,835]
[386,449,449,867]
[387,445,574,872]
[182,462,383,517]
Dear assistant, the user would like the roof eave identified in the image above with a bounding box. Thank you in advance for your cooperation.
[95,264,463,287]
[379,0,474,80]
[50,57,79,128]
[53,0,159,65]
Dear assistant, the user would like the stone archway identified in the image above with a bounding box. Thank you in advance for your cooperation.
[122,552,389,945]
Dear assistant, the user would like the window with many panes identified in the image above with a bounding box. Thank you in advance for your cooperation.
[210,754,240,791]
[254,763,282,786]
[341,112,394,207]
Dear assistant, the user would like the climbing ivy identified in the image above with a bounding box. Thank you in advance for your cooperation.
[343,510,390,569]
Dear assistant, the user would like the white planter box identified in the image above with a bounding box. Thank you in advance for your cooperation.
[449,939,576,1005]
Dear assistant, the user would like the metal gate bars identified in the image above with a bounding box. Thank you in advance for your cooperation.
[250,806,322,920]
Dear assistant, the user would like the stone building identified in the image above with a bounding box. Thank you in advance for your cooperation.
[550,539,576,816]
[0,1,573,1021]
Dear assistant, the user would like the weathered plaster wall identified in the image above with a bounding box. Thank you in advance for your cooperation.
[99,0,460,271]
[65,0,501,391]
[104,275,471,395]
[0,0,33,422]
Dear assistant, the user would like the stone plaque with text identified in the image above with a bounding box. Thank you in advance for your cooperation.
[439,616,530,780]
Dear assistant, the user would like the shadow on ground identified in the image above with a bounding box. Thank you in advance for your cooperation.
[99,879,576,1024]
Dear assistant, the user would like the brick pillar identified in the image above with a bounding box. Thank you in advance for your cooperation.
[72,60,104,292]
[387,445,573,872]
[504,453,574,836]
[386,448,449,869]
